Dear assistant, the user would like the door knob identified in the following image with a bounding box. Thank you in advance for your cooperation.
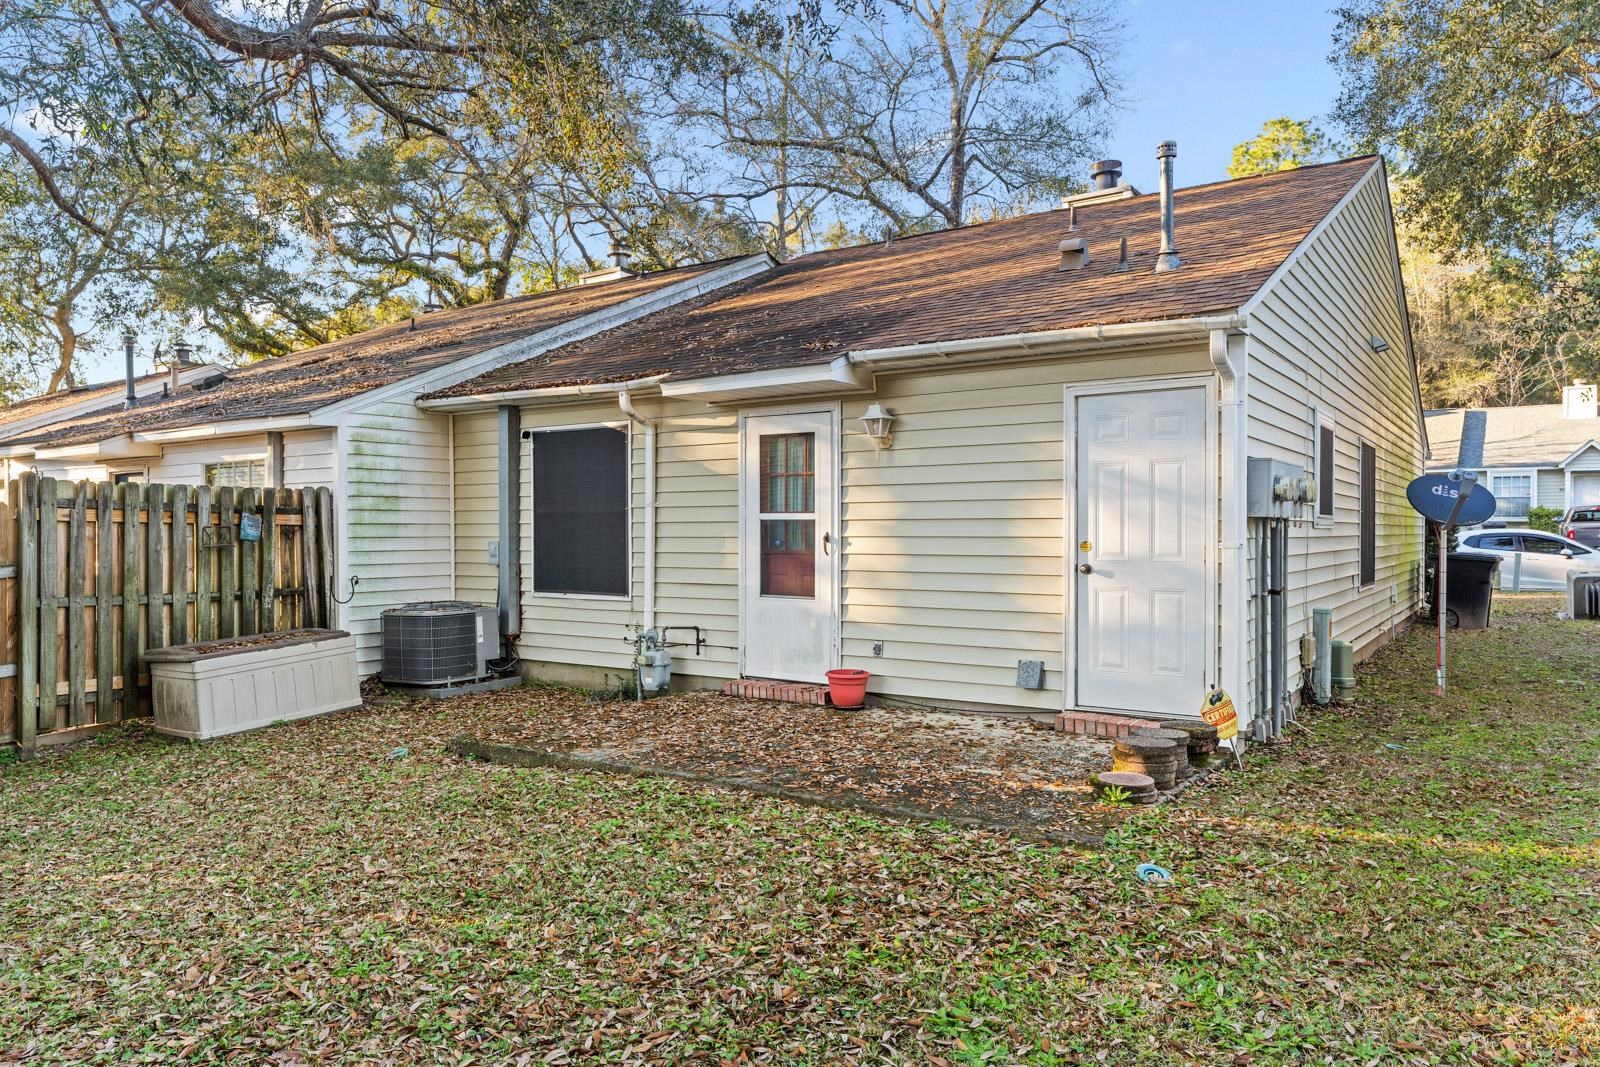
[1077,563,1092,574]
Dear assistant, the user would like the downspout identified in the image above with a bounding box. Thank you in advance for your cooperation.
[1210,327,1249,730]
[618,391,656,632]
[496,406,522,641]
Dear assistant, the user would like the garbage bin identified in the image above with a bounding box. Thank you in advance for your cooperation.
[1444,550,1500,629]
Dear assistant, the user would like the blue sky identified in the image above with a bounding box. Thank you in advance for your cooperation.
[1109,1,1346,190]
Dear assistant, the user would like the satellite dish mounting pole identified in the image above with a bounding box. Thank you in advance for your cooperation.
[1436,470,1479,696]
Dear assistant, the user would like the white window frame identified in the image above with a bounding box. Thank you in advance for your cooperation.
[1312,408,1336,528]
[1486,468,1537,521]
[204,457,268,489]
[527,421,633,602]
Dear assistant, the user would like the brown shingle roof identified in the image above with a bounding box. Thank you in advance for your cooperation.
[10,261,726,449]
[0,371,172,434]
[430,156,1380,399]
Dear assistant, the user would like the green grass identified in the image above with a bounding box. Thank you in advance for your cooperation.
[1,595,1597,1063]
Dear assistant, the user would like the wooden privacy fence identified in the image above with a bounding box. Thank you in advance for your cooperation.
[0,475,336,752]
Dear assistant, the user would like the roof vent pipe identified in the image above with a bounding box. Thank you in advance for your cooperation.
[1089,159,1122,191]
[123,329,138,409]
[609,242,633,272]
[169,340,193,396]
[1154,141,1180,273]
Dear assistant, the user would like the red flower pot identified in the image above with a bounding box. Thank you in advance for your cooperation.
[826,669,869,708]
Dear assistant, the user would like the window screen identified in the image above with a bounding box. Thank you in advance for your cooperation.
[1358,441,1376,586]
[531,426,629,596]
[1316,421,1335,519]
[205,459,266,488]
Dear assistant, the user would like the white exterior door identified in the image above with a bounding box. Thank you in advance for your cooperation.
[741,411,837,682]
[1072,386,1210,715]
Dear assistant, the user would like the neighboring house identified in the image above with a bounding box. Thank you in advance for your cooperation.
[0,254,771,672]
[421,154,1427,736]
[1425,384,1600,521]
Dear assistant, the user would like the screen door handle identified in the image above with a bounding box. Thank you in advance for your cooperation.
[823,532,833,555]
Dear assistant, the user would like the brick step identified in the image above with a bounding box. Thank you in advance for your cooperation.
[723,678,831,705]
[1056,710,1158,739]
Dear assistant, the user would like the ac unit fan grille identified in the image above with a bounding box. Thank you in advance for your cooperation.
[382,606,478,685]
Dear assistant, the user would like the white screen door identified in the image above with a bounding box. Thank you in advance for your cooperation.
[741,411,837,682]
[1073,386,1209,714]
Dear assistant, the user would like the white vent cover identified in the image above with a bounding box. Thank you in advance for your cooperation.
[1564,382,1598,419]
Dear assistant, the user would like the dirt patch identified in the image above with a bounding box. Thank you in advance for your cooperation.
[454,689,1127,841]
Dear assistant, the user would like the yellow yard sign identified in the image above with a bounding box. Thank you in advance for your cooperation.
[1201,688,1238,741]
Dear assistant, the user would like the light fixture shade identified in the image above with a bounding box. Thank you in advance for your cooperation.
[860,402,895,445]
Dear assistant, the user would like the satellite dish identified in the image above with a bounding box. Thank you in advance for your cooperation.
[1406,473,1496,526]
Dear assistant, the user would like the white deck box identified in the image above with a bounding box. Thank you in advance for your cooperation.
[147,629,362,740]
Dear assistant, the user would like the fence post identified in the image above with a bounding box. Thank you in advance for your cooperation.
[17,475,38,753]
[300,489,320,629]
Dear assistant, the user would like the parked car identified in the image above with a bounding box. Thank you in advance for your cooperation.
[1458,529,1599,591]
[1560,505,1600,549]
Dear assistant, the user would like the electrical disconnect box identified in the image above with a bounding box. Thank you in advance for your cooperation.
[1247,458,1315,519]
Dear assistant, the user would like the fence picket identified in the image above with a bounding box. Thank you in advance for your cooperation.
[118,482,140,721]
[145,484,167,653]
[66,483,88,725]
[17,475,38,751]
[0,480,17,743]
[260,488,278,632]
[194,486,213,641]
[317,487,335,627]
[216,486,237,639]
[94,482,115,723]
[37,478,59,734]
[239,488,259,635]
[170,484,191,645]
[300,490,319,628]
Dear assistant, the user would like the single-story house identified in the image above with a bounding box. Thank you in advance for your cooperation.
[0,254,771,671]
[419,153,1427,736]
[1424,384,1600,520]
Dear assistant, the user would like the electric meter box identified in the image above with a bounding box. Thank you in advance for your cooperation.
[1247,458,1312,519]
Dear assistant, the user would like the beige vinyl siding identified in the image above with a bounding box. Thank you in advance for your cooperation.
[341,400,454,673]
[1567,445,1600,473]
[838,348,1211,711]
[452,346,1214,710]
[1243,162,1425,725]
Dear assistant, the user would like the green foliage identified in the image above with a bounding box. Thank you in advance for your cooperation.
[1333,0,1600,405]
[1527,506,1562,534]
[1227,117,1330,179]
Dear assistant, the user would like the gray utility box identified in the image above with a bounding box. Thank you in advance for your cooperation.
[1247,457,1313,519]
[381,601,500,686]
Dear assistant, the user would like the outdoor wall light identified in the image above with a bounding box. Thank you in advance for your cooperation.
[1368,335,1390,353]
[860,402,895,448]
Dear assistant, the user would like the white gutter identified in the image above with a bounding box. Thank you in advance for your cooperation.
[416,375,668,412]
[617,389,657,632]
[133,414,317,442]
[848,315,1246,368]
[1210,326,1251,729]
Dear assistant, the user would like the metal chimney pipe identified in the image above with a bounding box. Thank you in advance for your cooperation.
[123,330,138,409]
[1089,159,1122,191]
[1155,141,1180,273]
[169,340,191,396]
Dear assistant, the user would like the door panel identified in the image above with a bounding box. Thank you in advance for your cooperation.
[742,412,837,681]
[1074,387,1209,714]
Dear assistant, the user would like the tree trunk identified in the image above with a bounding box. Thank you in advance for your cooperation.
[46,306,78,393]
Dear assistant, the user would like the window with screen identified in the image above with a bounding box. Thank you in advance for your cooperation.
[1314,412,1336,523]
[1489,473,1532,519]
[759,432,816,598]
[531,426,629,597]
[1358,441,1376,586]
[205,459,266,488]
